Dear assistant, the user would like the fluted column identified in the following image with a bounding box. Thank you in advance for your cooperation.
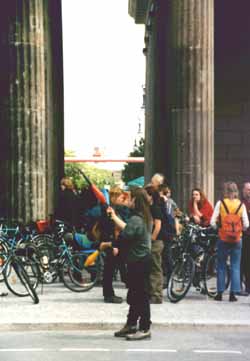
[171,0,214,208]
[0,0,64,222]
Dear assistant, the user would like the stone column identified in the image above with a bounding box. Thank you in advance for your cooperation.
[0,0,64,222]
[171,0,214,209]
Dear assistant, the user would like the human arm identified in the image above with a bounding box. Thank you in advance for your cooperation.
[106,206,126,230]
[210,201,221,228]
[200,201,214,226]
[151,218,161,241]
[193,200,203,218]
[242,204,249,230]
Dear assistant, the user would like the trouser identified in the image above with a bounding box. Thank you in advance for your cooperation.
[126,256,152,331]
[240,234,250,292]
[102,249,127,297]
[149,239,164,300]
[102,249,116,297]
[162,239,173,286]
[217,239,242,293]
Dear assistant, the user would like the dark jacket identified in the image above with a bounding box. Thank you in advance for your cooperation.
[119,213,151,263]
[55,189,79,226]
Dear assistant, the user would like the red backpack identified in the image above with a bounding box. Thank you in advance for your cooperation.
[220,200,243,243]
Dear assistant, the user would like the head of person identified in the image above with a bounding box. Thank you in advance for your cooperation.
[158,184,171,198]
[60,177,74,191]
[223,181,239,199]
[109,186,129,206]
[145,183,161,205]
[130,187,152,230]
[242,182,250,201]
[191,188,207,208]
[151,173,165,190]
[109,186,123,205]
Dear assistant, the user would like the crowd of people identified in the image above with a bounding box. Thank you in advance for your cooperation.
[54,173,250,341]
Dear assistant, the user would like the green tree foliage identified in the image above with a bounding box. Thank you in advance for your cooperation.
[64,149,76,157]
[65,162,116,190]
[122,138,144,183]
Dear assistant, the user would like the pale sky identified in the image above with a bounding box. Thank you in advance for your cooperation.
[62,0,145,160]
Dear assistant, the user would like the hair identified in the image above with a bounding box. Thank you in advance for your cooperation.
[151,173,165,185]
[109,186,123,201]
[158,183,170,196]
[60,177,74,190]
[130,187,152,230]
[191,188,207,208]
[223,181,239,199]
[242,182,250,198]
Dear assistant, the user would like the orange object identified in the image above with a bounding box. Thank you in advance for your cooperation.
[0,256,5,267]
[36,220,50,233]
[84,250,99,267]
[91,184,107,205]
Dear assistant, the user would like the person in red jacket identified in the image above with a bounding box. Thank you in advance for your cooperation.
[188,188,213,227]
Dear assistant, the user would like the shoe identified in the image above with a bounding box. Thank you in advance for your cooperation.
[214,293,222,301]
[236,290,249,296]
[114,325,137,337]
[229,293,238,302]
[104,295,123,304]
[126,330,151,341]
[0,292,8,297]
[150,297,163,304]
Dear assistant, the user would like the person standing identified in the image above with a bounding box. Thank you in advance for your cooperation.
[240,182,250,295]
[210,181,249,301]
[145,185,164,303]
[105,188,152,340]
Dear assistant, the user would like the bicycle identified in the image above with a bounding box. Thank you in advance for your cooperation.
[167,223,230,302]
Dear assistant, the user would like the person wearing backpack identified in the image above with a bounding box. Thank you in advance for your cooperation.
[210,182,249,301]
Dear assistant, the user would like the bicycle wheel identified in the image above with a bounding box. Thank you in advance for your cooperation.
[167,254,195,303]
[204,254,230,297]
[61,251,101,292]
[32,235,59,283]
[0,240,9,282]
[4,257,39,303]
[15,245,41,290]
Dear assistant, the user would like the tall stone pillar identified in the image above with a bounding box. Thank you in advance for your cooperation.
[0,1,64,222]
[144,1,172,183]
[171,0,214,208]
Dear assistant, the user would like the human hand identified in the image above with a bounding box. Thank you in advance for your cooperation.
[106,206,115,220]
[112,247,119,256]
[193,215,201,224]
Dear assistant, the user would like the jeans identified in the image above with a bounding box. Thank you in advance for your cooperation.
[240,234,250,292]
[217,239,242,293]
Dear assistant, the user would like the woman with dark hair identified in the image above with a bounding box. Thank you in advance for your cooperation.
[104,188,152,340]
[188,188,214,227]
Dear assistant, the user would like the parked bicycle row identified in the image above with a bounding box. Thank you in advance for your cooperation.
[0,219,104,304]
[1,174,250,313]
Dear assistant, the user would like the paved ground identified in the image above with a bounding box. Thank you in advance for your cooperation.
[1,280,250,331]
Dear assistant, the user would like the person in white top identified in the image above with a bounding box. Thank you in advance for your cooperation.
[210,181,249,302]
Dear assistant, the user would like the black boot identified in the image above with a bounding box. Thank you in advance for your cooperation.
[229,293,238,302]
[114,324,137,337]
[214,292,222,301]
